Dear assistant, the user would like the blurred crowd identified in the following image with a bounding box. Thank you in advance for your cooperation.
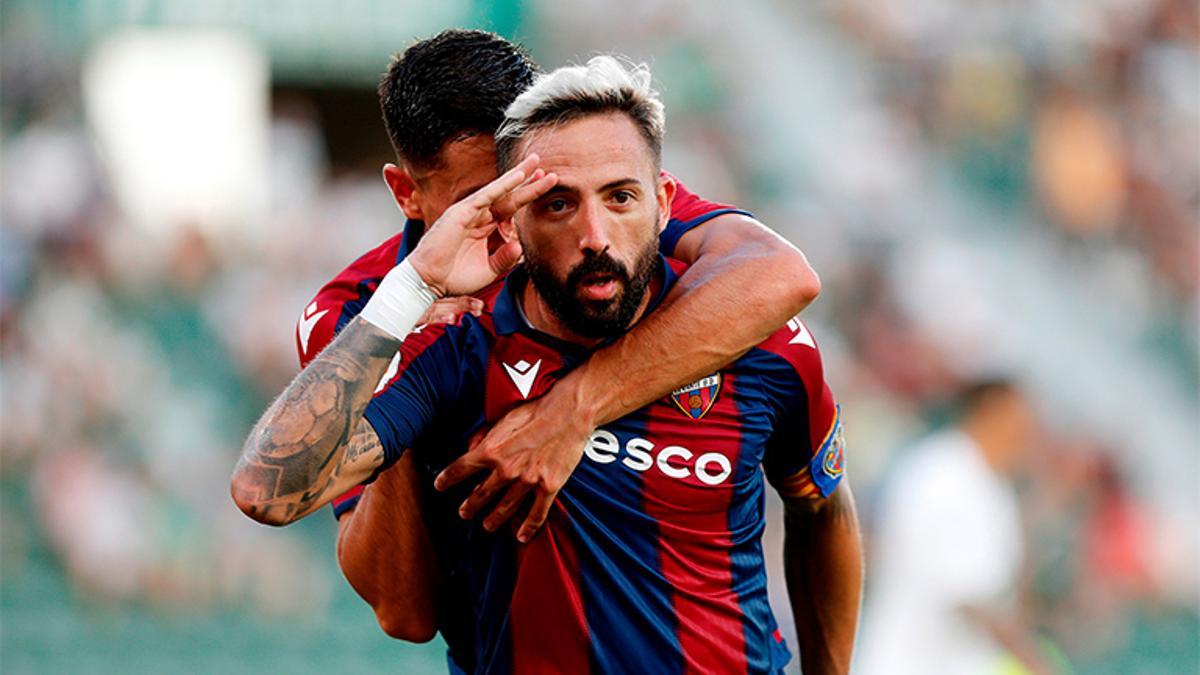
[1,0,1196,671]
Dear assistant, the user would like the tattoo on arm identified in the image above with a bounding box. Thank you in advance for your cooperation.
[233,317,398,524]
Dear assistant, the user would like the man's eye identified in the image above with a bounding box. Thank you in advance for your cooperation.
[612,190,633,204]
[547,198,568,212]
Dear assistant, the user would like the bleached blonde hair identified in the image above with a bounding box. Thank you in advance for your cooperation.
[495,55,665,171]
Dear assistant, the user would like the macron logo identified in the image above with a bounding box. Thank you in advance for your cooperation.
[298,301,329,355]
[786,315,815,348]
[503,359,541,399]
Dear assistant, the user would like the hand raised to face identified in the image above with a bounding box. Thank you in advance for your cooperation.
[407,154,557,297]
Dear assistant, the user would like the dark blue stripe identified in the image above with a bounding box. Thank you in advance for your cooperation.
[396,218,423,264]
[334,278,380,334]
[658,208,753,257]
[725,366,793,673]
[570,411,684,674]
[331,495,360,519]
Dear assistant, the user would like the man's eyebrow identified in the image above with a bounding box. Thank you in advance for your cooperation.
[538,183,580,198]
[599,177,642,192]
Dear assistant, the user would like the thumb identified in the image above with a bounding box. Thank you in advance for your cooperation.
[488,239,523,276]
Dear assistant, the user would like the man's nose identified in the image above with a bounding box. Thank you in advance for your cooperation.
[577,199,611,254]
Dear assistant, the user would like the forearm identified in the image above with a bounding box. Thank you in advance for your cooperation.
[783,485,864,675]
[232,317,398,526]
[337,452,439,642]
[564,219,819,425]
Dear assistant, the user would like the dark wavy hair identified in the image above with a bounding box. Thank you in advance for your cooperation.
[378,29,540,169]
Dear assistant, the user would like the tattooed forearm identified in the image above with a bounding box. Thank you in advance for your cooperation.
[231,317,399,526]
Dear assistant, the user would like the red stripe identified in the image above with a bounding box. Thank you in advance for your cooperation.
[298,232,404,368]
[664,171,738,223]
[758,323,837,457]
[331,484,364,508]
[643,374,747,673]
[509,504,591,674]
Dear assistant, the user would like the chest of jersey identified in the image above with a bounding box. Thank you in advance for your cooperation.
[474,331,777,528]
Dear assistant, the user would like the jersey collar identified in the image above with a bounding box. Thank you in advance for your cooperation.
[396,219,425,264]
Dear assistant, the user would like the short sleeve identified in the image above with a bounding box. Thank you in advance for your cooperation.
[295,231,407,368]
[360,323,460,478]
[658,171,753,257]
[755,318,844,499]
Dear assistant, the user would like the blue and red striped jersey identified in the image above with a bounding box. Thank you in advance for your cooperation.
[293,175,751,517]
[365,257,844,674]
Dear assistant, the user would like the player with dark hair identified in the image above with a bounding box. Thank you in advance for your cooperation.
[234,54,861,674]
[269,29,828,653]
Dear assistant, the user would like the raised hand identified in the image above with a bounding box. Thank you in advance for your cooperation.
[407,154,555,297]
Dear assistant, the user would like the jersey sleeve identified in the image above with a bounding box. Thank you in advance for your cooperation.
[328,325,455,519]
[658,171,753,258]
[295,230,409,368]
[360,322,461,479]
[755,316,845,500]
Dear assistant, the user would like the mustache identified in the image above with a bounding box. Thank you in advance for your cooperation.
[565,251,631,292]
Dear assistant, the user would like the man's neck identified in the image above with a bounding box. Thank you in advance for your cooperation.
[518,275,658,349]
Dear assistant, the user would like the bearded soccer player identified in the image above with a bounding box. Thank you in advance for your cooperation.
[287,30,828,644]
[233,56,862,674]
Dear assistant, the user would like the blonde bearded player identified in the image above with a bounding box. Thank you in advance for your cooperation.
[267,30,823,649]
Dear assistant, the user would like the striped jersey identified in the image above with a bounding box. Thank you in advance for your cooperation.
[363,256,844,674]
[295,175,752,517]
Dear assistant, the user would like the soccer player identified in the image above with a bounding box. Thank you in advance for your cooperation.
[234,55,862,674]
[857,379,1054,674]
[292,31,823,642]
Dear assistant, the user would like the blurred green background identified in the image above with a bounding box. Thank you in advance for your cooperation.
[1,0,1196,672]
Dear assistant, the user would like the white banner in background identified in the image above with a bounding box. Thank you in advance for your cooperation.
[83,30,269,237]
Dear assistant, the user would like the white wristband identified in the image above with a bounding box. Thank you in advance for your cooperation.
[359,259,438,340]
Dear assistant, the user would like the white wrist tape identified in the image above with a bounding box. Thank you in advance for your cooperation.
[358,259,438,340]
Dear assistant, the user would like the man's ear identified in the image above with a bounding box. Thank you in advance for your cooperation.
[383,163,423,220]
[656,173,677,234]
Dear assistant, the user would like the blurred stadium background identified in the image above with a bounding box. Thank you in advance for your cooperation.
[1,0,1196,672]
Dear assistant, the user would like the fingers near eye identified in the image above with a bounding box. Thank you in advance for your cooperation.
[472,153,540,207]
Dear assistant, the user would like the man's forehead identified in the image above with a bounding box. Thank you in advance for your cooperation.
[524,114,656,186]
[411,134,498,190]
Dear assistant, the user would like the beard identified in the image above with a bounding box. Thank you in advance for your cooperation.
[524,233,660,340]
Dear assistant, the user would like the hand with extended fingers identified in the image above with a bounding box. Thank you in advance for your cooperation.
[407,154,555,297]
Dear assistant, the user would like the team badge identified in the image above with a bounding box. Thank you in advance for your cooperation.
[821,419,846,480]
[669,374,721,420]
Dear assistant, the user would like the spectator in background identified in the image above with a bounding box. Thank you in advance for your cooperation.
[856,378,1058,675]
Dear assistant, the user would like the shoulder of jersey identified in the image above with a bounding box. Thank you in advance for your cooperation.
[755,313,825,379]
[297,232,405,366]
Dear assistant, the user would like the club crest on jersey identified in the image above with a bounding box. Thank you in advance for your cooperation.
[821,416,846,480]
[669,374,721,420]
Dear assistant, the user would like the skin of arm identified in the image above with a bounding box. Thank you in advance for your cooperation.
[337,450,439,642]
[332,297,483,642]
[231,317,400,526]
[782,482,864,675]
[231,155,554,526]
[438,212,822,541]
